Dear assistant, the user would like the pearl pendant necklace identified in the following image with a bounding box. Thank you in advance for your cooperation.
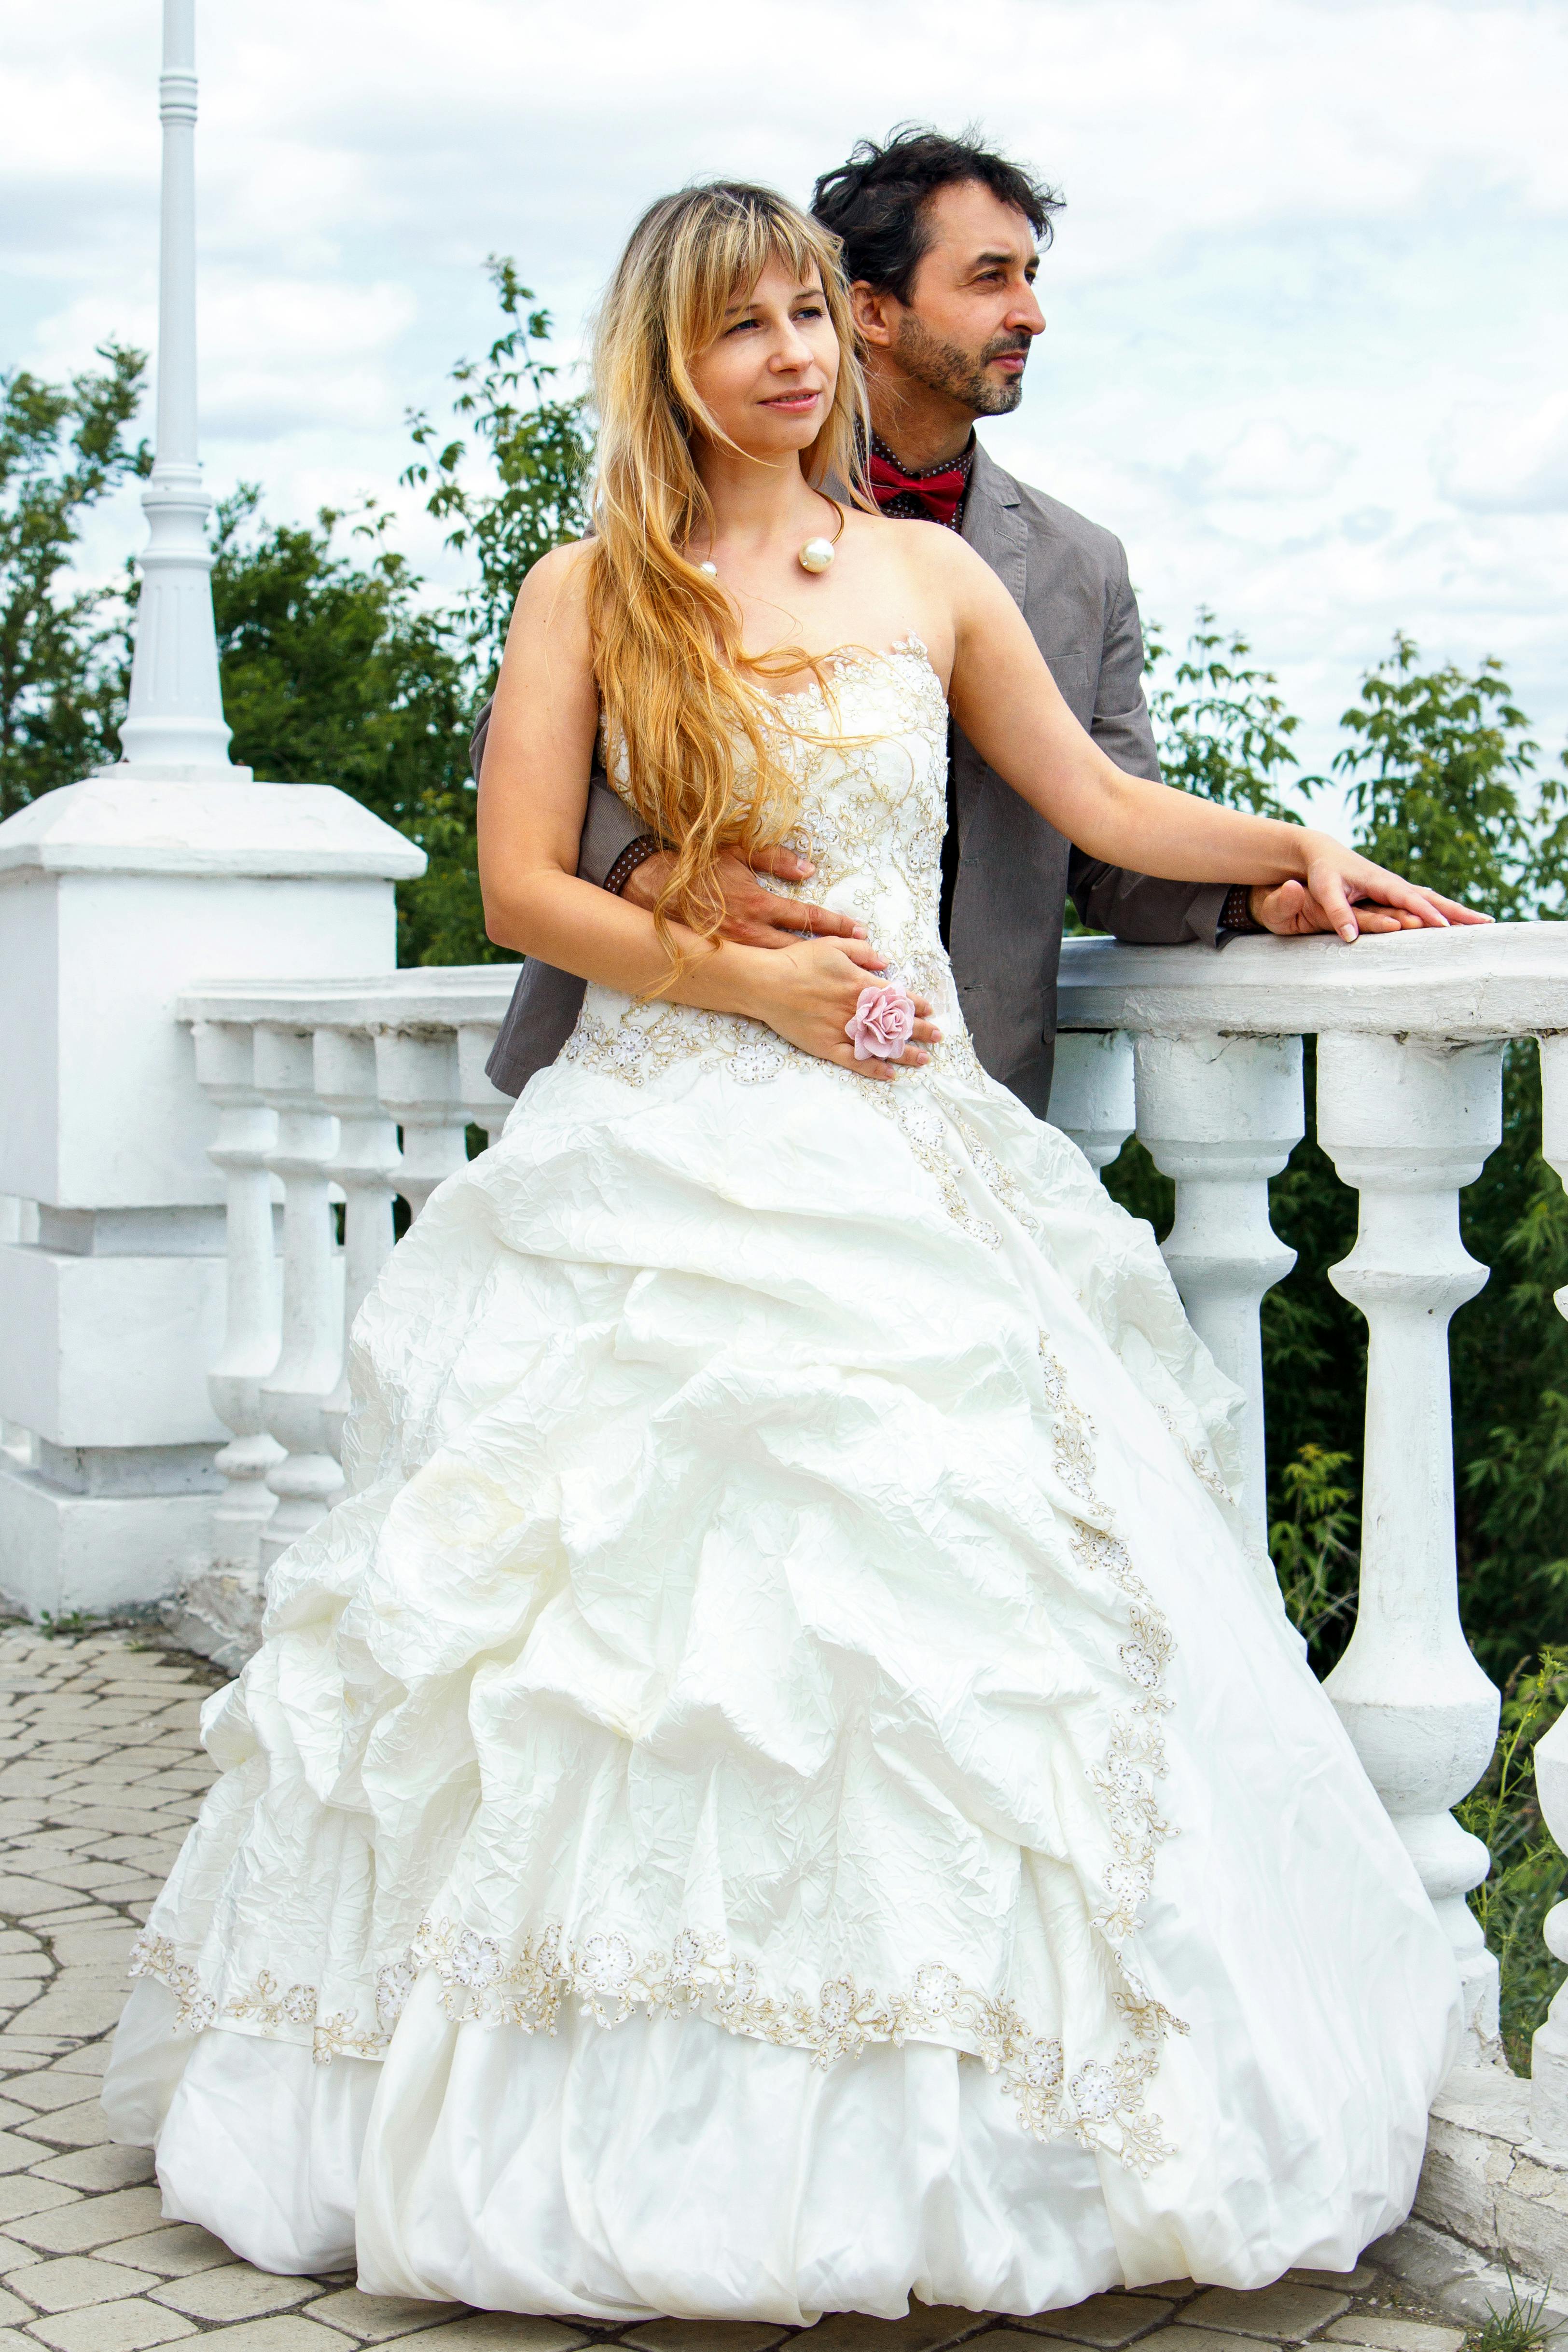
[698,534,835,581]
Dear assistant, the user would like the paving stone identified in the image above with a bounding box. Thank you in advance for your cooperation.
[150,2267,318,2321]
[26,2298,198,2352]
[419,2324,588,2352]
[16,1990,130,2041]
[0,2329,38,2352]
[185,2326,366,2352]
[1179,2288,1351,2341]
[0,2295,29,2325]
[621,2330,789,2352]
[1287,2274,1374,2297]
[0,1885,89,1917]
[0,2242,37,2271]
[1323,2326,1464,2352]
[13,2103,111,2152]
[28,2150,154,2194]
[9,2187,166,2255]
[1018,2297,1176,2346]
[804,2314,991,2352]
[0,2131,67,2177]
[0,2181,78,2224]
[301,2289,464,2341]
[1,2255,152,2311]
[96,2226,233,2279]
[3,2077,106,2115]
[34,2047,112,2082]
[1137,2334,1279,2352]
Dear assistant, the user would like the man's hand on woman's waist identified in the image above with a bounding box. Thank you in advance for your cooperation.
[616,844,869,949]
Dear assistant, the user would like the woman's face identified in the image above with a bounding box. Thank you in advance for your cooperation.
[684,256,839,460]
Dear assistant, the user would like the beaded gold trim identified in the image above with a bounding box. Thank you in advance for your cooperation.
[128,1915,1177,2176]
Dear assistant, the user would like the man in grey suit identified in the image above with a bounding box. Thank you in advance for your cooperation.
[481,128,1342,1111]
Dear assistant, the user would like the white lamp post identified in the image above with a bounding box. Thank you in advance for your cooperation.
[115,0,237,776]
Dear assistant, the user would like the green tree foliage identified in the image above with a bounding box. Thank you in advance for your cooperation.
[402,257,593,685]
[0,343,147,816]
[1145,607,1314,820]
[205,489,479,966]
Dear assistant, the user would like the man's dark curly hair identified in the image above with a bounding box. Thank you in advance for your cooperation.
[810,124,1063,303]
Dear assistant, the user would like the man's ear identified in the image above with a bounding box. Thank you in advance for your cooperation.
[850,281,900,349]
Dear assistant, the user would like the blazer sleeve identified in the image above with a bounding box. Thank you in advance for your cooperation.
[470,694,645,888]
[1067,553,1229,949]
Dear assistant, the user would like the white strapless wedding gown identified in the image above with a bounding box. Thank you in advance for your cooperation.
[103,643,1461,2321]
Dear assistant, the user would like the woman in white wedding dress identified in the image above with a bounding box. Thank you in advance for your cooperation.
[104,182,1484,2321]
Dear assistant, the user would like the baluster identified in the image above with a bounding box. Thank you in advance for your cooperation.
[374,1028,467,1219]
[1049,1032,1135,1172]
[1528,1038,1568,2137]
[190,1019,285,1570]
[314,1026,400,1461]
[458,1021,512,1149]
[254,1022,344,1566]
[1317,1031,1504,2060]
[1134,1033,1304,1547]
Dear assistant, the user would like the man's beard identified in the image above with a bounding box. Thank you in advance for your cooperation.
[890,314,1030,417]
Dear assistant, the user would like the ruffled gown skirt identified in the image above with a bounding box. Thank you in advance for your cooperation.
[102,1028,1461,2318]
[101,649,1461,2315]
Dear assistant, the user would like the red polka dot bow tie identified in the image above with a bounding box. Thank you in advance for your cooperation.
[867,442,972,532]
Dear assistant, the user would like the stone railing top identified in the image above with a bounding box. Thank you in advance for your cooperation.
[178,966,514,1033]
[0,776,427,881]
[1058,920,1568,1040]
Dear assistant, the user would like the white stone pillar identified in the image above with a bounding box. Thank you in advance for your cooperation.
[192,1021,282,1564]
[1048,1032,1136,1173]
[316,1027,400,1458]
[1528,1038,1568,2138]
[375,1031,469,1218]
[1317,1031,1504,2059]
[1134,1033,1304,1544]
[1530,1700,1568,2142]
[458,1022,513,1150]
[256,1026,344,1566]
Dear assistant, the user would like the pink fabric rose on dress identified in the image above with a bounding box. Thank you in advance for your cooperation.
[845,982,917,1062]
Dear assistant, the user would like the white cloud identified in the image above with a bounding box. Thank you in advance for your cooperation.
[1,0,1565,771]
[1437,393,1568,513]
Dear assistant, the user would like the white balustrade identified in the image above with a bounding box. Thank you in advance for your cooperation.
[1057,922,1568,2070]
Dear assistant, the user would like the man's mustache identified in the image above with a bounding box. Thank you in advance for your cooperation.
[983,335,1033,363]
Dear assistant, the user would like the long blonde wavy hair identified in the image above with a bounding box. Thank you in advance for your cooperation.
[586,180,872,982]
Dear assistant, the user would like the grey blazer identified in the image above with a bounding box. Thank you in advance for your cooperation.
[475,440,1226,1113]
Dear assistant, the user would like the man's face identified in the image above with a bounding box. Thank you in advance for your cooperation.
[874,180,1045,419]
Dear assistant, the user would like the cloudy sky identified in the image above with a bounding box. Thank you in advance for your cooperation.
[3,0,1565,796]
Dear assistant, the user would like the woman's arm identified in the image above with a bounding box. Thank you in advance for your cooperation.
[476,548,937,1078]
[934,534,1485,944]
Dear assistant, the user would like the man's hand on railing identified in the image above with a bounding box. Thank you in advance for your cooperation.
[1247,848,1491,943]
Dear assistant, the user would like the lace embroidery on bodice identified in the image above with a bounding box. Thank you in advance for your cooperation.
[559,638,978,1092]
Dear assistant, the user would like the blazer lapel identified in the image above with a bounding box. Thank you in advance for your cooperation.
[962,442,1028,612]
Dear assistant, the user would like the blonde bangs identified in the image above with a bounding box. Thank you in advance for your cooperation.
[584,181,872,989]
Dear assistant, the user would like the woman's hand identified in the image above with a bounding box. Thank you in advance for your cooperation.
[744,937,940,1080]
[1291,834,1493,944]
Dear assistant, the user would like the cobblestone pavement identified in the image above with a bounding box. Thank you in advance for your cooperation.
[0,1625,1473,2352]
